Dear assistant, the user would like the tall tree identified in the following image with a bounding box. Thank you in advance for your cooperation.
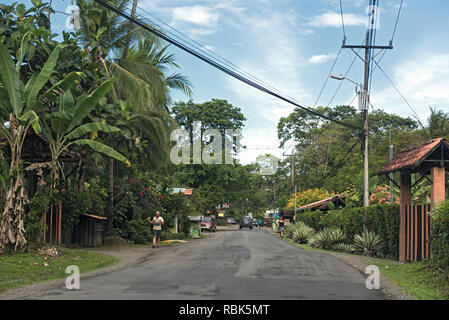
[77,0,192,234]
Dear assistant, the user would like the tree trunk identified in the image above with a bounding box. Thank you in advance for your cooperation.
[0,123,29,252]
[106,158,114,235]
[78,160,86,192]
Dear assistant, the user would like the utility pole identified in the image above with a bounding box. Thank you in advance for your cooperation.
[389,127,394,204]
[294,185,297,223]
[283,150,296,195]
[342,0,393,231]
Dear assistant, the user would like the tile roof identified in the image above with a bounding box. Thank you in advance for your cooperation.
[83,214,107,220]
[297,194,346,211]
[379,138,448,174]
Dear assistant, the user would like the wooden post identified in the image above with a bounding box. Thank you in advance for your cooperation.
[58,202,62,245]
[431,167,446,207]
[43,211,46,243]
[399,173,411,262]
[50,204,53,244]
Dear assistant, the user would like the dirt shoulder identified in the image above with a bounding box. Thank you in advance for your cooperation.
[322,250,413,300]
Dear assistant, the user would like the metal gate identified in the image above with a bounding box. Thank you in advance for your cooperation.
[405,204,431,262]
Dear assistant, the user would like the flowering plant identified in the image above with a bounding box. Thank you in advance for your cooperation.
[369,185,399,205]
[286,188,335,209]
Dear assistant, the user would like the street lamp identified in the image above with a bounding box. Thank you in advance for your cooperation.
[330,74,370,221]
[330,74,361,88]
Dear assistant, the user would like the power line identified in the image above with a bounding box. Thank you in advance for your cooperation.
[313,46,343,107]
[339,0,346,39]
[391,0,404,43]
[126,3,317,118]
[326,42,364,108]
[93,0,358,130]
[371,56,426,128]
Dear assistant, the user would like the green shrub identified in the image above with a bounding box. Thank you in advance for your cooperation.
[309,227,346,249]
[290,222,315,244]
[297,210,322,230]
[430,200,449,270]
[295,204,400,258]
[366,204,399,259]
[26,187,52,244]
[128,219,152,244]
[319,207,363,241]
[354,232,384,257]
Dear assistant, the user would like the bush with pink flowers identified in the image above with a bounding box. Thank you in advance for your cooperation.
[369,185,399,205]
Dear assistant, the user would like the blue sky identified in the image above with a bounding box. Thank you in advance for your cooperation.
[10,0,449,163]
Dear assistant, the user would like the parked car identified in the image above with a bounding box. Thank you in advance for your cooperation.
[201,216,217,232]
[240,216,253,230]
[227,218,236,225]
[252,218,258,227]
[263,219,271,227]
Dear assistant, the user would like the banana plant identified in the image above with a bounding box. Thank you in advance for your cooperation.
[0,33,57,251]
[40,77,130,187]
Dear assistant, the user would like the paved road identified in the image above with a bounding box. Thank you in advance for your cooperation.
[30,227,384,300]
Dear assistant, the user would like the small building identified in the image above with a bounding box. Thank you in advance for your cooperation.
[296,194,347,212]
[379,137,449,262]
[72,214,107,247]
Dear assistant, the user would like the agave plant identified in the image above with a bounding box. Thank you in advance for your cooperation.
[354,232,384,257]
[291,222,315,244]
[309,227,346,249]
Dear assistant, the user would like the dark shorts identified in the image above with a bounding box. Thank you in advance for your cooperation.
[153,229,161,240]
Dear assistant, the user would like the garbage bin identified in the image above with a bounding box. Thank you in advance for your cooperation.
[188,216,202,239]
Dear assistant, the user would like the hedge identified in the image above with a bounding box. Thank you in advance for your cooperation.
[297,204,400,259]
[430,200,449,270]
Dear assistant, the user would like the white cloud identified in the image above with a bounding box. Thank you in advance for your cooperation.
[371,53,449,121]
[308,11,366,28]
[309,54,337,64]
[172,5,219,28]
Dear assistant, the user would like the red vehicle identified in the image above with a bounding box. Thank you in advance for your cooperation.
[201,216,217,233]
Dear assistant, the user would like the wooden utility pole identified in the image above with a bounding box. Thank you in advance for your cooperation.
[342,0,393,231]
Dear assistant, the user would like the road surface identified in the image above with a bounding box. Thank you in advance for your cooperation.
[30,227,384,300]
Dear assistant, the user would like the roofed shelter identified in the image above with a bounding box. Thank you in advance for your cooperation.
[296,195,346,212]
[379,138,449,261]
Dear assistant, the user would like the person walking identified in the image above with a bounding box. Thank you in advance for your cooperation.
[148,211,164,248]
[258,219,262,230]
[277,216,285,238]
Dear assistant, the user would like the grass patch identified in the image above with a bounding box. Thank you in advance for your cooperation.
[364,259,449,300]
[0,248,117,294]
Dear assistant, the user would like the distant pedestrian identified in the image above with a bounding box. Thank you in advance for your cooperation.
[258,219,262,230]
[148,211,164,248]
[277,216,285,238]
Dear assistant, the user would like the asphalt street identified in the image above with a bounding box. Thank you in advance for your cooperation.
[30,227,384,300]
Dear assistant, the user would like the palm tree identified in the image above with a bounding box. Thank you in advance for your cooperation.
[425,107,449,139]
[77,0,192,234]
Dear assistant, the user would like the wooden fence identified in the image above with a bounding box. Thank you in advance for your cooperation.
[405,204,431,262]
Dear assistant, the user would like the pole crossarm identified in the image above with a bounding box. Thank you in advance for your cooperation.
[343,44,393,50]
